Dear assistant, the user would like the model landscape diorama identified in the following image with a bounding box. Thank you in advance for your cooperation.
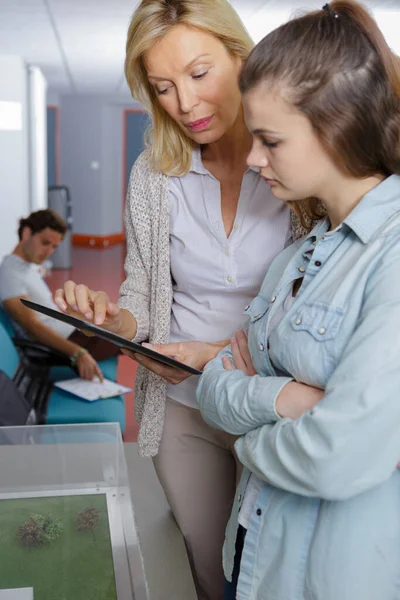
[0,494,117,600]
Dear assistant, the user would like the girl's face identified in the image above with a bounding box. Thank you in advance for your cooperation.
[145,24,243,144]
[243,83,339,202]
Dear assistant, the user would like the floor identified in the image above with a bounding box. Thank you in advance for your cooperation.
[46,243,139,442]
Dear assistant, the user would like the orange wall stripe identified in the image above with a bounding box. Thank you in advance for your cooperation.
[72,233,125,248]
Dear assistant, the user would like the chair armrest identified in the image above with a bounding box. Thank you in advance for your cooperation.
[12,337,72,367]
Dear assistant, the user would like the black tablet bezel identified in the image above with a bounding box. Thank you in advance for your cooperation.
[20,299,202,376]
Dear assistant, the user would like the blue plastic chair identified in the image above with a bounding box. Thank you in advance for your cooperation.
[0,321,20,379]
[0,319,125,434]
[0,304,16,338]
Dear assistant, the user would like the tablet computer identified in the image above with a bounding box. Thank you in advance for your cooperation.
[20,298,202,375]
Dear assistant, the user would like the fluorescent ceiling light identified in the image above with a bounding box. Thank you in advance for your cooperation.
[0,101,22,131]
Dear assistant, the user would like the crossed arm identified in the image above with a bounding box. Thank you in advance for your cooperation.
[197,251,400,501]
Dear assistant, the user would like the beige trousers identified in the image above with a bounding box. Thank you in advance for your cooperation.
[152,398,242,600]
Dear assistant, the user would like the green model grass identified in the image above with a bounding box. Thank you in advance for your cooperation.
[0,494,117,600]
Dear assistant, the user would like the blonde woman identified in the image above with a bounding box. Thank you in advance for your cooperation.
[54,1,317,597]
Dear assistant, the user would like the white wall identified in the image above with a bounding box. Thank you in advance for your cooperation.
[59,95,139,236]
[60,97,104,235]
[101,103,123,234]
[28,66,48,211]
[0,55,30,261]
[47,91,60,106]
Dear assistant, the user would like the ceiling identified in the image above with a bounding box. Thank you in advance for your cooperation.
[0,0,399,97]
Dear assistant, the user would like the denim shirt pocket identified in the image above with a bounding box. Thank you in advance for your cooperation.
[288,301,345,384]
[244,295,272,375]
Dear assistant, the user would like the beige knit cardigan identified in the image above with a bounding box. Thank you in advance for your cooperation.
[118,150,310,457]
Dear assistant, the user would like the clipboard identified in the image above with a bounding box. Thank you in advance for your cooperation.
[20,298,202,375]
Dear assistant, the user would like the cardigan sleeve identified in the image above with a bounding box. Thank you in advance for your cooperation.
[118,151,155,342]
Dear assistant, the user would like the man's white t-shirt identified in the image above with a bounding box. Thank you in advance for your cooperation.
[0,254,74,339]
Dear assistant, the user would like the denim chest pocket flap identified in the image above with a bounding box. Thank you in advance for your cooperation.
[291,301,344,341]
[244,294,271,323]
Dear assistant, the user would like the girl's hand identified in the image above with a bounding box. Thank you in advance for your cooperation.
[222,330,257,376]
[276,382,324,420]
[222,331,325,421]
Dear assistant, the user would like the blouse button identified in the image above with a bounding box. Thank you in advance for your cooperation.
[259,343,264,351]
[298,266,305,273]
[227,276,233,283]
[318,327,326,335]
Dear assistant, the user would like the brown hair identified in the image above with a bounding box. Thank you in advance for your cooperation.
[124,0,253,176]
[18,209,67,241]
[239,0,400,227]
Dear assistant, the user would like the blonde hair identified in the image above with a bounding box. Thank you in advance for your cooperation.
[125,0,254,176]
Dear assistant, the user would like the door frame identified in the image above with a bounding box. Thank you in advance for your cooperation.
[122,108,147,229]
[47,105,60,186]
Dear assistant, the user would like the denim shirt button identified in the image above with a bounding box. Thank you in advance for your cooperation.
[256,508,262,516]
[244,304,250,311]
[271,296,277,303]
[295,317,302,326]
[298,266,305,273]
[259,343,264,351]
[318,327,327,335]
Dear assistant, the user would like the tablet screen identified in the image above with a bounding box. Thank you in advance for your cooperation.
[20,299,202,376]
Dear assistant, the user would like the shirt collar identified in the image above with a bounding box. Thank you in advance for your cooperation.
[190,147,208,175]
[302,175,400,245]
[189,147,259,175]
[343,175,400,243]
[304,217,330,243]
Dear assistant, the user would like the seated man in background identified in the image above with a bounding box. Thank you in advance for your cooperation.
[0,209,119,381]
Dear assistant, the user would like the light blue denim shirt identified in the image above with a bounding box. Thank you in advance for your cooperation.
[197,175,400,600]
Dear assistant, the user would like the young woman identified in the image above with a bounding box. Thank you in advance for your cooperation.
[197,2,400,599]
[54,1,317,597]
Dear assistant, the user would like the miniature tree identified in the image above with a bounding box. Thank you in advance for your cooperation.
[17,517,45,547]
[17,514,63,547]
[76,507,100,541]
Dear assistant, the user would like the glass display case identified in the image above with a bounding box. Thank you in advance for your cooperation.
[0,424,148,600]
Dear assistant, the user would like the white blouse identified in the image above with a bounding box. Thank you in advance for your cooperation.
[167,148,291,408]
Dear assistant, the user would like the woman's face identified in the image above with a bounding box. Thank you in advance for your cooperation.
[243,83,339,202]
[145,24,243,144]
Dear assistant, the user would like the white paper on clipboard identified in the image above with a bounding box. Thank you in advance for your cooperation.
[54,377,132,401]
